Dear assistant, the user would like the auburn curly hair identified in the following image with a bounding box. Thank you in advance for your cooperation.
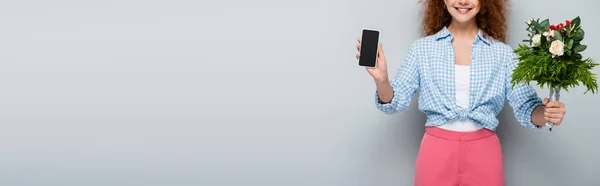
[421,0,508,43]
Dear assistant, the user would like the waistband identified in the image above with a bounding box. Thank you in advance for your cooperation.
[425,126,496,142]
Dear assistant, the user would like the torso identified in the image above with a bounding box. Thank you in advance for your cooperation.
[436,35,484,132]
[401,26,521,131]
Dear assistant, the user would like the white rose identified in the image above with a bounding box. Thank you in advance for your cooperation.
[543,31,555,40]
[549,40,565,58]
[532,34,541,46]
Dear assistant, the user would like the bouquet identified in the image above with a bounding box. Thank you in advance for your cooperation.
[511,16,599,131]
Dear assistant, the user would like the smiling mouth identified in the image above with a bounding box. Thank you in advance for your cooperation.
[454,7,473,14]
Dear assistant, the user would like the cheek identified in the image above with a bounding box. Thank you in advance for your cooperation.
[473,7,481,14]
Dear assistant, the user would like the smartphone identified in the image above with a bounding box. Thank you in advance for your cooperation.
[358,28,379,68]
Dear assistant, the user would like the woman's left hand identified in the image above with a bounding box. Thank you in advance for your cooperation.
[543,98,567,125]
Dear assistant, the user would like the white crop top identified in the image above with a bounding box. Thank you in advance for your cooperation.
[436,64,483,132]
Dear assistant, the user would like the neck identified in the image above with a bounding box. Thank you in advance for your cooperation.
[447,20,478,38]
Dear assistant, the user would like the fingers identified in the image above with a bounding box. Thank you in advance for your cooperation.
[544,112,563,118]
[545,101,565,108]
[544,103,566,126]
[377,43,385,58]
[544,116,562,125]
[543,98,549,105]
[356,37,361,59]
[545,107,566,114]
[544,108,566,119]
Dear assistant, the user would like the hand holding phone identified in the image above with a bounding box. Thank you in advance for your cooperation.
[356,28,388,83]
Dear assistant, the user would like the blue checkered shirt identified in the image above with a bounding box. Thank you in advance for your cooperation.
[375,26,543,131]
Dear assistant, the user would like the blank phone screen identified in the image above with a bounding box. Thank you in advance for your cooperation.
[359,29,379,68]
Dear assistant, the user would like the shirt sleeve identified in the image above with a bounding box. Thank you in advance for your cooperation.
[375,42,420,114]
[505,51,544,129]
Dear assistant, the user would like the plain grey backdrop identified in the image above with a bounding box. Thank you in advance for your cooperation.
[0,0,598,185]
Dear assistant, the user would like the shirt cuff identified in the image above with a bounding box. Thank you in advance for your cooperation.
[374,90,398,114]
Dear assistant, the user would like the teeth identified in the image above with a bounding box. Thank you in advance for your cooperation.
[456,8,470,13]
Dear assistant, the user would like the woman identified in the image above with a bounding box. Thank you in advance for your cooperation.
[355,0,567,185]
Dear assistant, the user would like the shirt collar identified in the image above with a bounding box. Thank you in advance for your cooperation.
[434,26,491,46]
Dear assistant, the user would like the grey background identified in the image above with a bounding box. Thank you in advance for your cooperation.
[0,0,598,185]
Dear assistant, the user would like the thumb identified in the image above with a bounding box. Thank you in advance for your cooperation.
[543,98,549,105]
[377,43,385,58]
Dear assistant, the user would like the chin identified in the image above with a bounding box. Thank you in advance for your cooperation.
[452,17,476,23]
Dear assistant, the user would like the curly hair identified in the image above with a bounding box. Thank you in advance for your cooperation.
[421,0,508,43]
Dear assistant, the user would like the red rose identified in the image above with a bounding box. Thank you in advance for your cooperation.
[566,20,571,27]
[558,23,564,30]
[550,25,557,30]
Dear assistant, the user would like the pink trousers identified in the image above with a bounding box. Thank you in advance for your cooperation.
[415,127,505,186]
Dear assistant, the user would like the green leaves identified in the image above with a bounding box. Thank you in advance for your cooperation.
[553,30,562,41]
[511,44,599,94]
[531,21,542,33]
[573,28,585,41]
[540,19,550,30]
[572,53,583,61]
[527,18,547,34]
[571,16,581,29]
[573,45,587,52]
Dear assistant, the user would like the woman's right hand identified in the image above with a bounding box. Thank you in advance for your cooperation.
[356,37,389,84]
